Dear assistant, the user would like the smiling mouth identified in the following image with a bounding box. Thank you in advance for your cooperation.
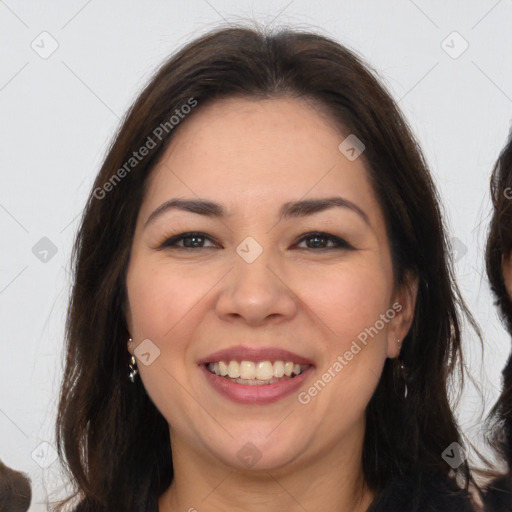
[206,360,310,385]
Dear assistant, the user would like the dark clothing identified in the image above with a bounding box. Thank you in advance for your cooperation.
[72,471,476,512]
[366,471,476,512]
[72,494,157,512]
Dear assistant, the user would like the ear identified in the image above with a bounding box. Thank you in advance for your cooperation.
[127,337,135,356]
[502,252,512,299]
[386,271,419,359]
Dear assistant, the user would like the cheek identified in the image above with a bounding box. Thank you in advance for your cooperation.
[125,258,209,424]
[124,258,203,398]
[125,254,234,382]
[294,262,392,414]
[126,256,209,341]
[298,260,392,346]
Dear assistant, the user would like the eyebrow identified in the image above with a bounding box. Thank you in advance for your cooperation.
[144,196,370,228]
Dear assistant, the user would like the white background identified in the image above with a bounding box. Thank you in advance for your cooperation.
[1,1,511,510]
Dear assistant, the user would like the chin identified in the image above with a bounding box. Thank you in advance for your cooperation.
[204,427,309,472]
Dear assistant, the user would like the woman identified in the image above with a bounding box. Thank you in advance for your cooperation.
[484,130,512,511]
[55,25,478,511]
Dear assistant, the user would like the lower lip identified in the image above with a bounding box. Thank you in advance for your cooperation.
[199,364,314,404]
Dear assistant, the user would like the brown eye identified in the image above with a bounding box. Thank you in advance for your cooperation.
[296,232,354,250]
[158,232,219,250]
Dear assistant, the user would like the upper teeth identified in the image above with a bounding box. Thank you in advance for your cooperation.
[207,360,308,380]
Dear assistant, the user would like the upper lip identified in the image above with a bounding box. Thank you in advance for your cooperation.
[197,345,315,366]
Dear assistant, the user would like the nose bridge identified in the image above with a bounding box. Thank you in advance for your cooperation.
[232,236,281,300]
[215,236,297,325]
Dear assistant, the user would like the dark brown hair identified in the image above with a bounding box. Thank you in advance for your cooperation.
[486,132,512,334]
[0,459,31,512]
[55,24,478,511]
[484,130,512,510]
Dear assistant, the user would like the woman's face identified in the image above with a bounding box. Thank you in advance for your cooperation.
[125,97,416,472]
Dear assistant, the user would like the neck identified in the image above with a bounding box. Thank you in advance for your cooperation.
[158,426,374,512]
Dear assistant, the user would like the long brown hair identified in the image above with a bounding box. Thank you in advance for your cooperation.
[484,130,512,510]
[55,24,477,511]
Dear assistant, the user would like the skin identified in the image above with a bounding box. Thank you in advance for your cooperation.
[125,97,418,512]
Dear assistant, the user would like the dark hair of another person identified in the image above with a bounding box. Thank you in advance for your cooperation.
[54,24,479,512]
[484,131,512,511]
[0,459,31,512]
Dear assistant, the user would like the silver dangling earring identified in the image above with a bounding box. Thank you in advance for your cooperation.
[128,338,138,383]
[128,356,139,383]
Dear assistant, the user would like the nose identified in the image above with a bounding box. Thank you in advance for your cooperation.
[214,249,299,327]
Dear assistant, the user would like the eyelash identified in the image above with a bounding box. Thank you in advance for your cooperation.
[156,231,354,251]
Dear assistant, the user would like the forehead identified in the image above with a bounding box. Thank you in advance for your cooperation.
[142,97,381,225]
